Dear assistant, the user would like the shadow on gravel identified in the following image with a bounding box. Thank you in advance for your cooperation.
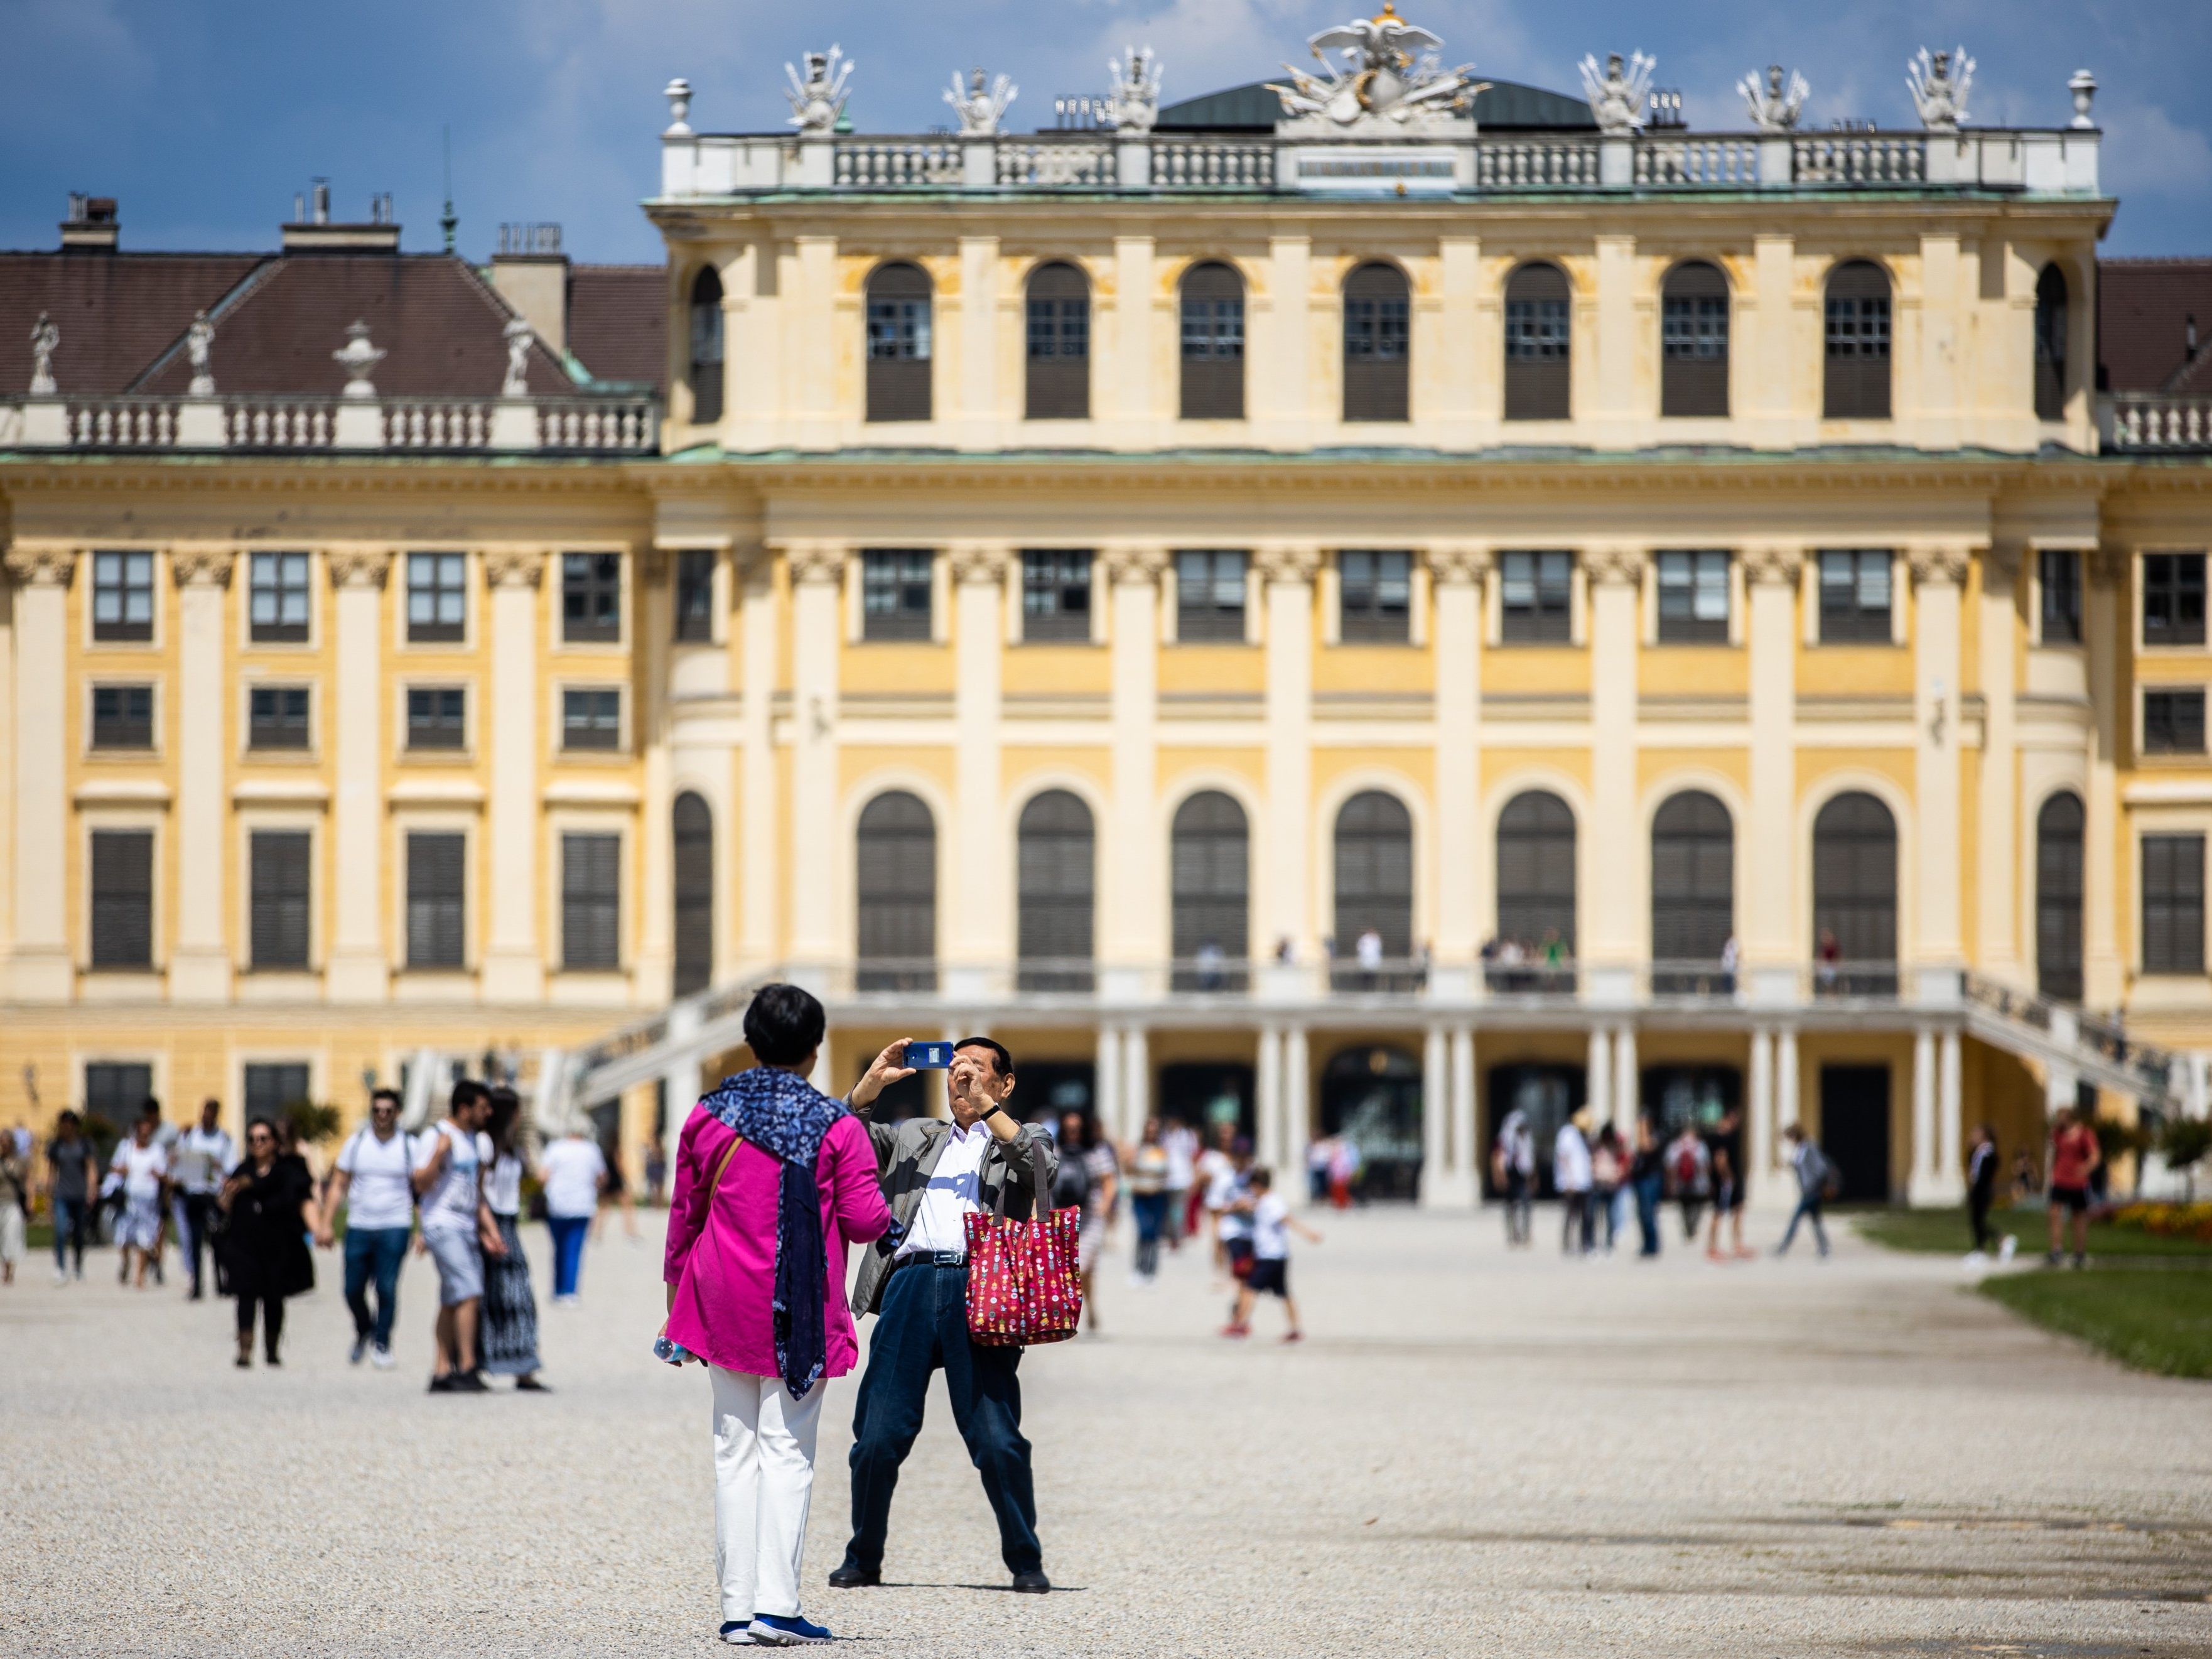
[874,1582,1087,1595]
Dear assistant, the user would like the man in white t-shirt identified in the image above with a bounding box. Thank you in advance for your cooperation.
[171,1100,235,1301]
[1161,1118,1198,1248]
[109,1113,170,1289]
[1222,1168,1322,1343]
[537,1127,607,1303]
[410,1081,502,1392]
[318,1089,415,1368]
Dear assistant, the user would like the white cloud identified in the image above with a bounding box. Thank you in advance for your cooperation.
[2099,99,2212,198]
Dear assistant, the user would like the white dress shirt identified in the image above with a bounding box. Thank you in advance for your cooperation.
[896,1120,993,1260]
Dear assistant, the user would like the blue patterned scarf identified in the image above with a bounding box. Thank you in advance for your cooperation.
[701,1066,849,1398]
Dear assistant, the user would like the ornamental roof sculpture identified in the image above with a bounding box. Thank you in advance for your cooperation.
[946,67,1017,136]
[784,46,853,134]
[1907,46,1973,132]
[185,309,215,397]
[28,311,59,396]
[1268,4,1482,137]
[1578,50,1655,136]
[1739,63,1809,133]
[1106,45,1163,135]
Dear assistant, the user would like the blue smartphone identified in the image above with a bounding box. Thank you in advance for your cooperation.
[903,1040,954,1069]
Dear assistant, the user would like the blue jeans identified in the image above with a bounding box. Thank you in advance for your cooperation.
[1777,1195,1829,1256]
[52,1195,90,1273]
[1131,1191,1168,1277]
[1632,1174,1663,1256]
[343,1226,411,1346]
[548,1213,591,1298]
[842,1260,1041,1577]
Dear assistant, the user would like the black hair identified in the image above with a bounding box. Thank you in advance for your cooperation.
[138,1096,162,1121]
[370,1088,402,1111]
[1249,1166,1273,1190]
[449,1079,490,1115]
[57,1110,80,1130]
[743,983,826,1067]
[486,1086,522,1160]
[244,1116,279,1147]
[956,1036,1015,1080]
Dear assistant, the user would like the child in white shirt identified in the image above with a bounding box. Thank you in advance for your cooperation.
[1221,1167,1323,1343]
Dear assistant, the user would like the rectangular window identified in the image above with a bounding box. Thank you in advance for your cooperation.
[1823,292,1892,418]
[247,685,311,751]
[1175,550,1248,643]
[90,684,154,750]
[404,831,466,969]
[1339,551,1411,644]
[406,686,466,751]
[562,832,621,970]
[91,551,154,642]
[85,1062,153,1128]
[1818,550,1894,644]
[2039,548,2082,644]
[89,828,153,968]
[1656,550,1731,645]
[1499,551,1573,644]
[562,552,622,643]
[2144,553,2207,649]
[244,1063,311,1120]
[2144,688,2207,755]
[861,549,934,642]
[1021,550,1093,642]
[1179,296,1245,421]
[1660,294,1729,418]
[249,551,312,643]
[1505,299,1570,361]
[866,298,931,361]
[2142,833,2206,975]
[561,688,622,750]
[406,553,467,644]
[249,829,311,968]
[674,549,715,643]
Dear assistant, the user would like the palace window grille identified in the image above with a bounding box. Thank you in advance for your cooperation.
[2142,834,2206,975]
[861,549,934,641]
[249,830,311,970]
[1494,791,1577,991]
[1018,790,1095,992]
[865,262,932,422]
[672,792,714,997]
[1332,791,1416,990]
[1179,262,1245,420]
[1022,549,1092,641]
[1024,262,1090,420]
[562,833,621,970]
[1172,791,1249,990]
[405,831,465,969]
[1823,261,1892,419]
[562,552,622,643]
[1660,261,1729,417]
[406,553,467,644]
[674,549,715,643]
[2034,264,2068,422]
[561,688,622,751]
[89,829,153,968]
[2040,549,2082,644]
[2145,688,2207,755]
[406,687,465,750]
[689,266,725,424]
[1342,263,1409,422]
[1656,550,1730,644]
[1339,551,1411,642]
[1812,792,1897,994]
[1176,549,1247,642]
[90,684,153,750]
[1651,791,1734,992]
[1504,263,1571,421]
[1818,549,1893,644]
[84,1063,153,1128]
[247,685,310,751]
[2144,553,2206,648]
[2036,792,2085,1001]
[856,791,937,991]
[244,1064,311,1120]
[1499,550,1572,643]
[92,551,154,642]
[249,552,311,643]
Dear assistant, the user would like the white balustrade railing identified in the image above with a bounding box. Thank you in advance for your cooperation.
[996,139,1114,187]
[2108,394,2212,452]
[384,399,493,450]
[10,394,661,454]
[833,141,961,188]
[537,397,659,452]
[1152,138,1275,188]
[225,397,335,449]
[1634,136,1759,187]
[1474,138,1602,189]
[67,397,178,448]
[1792,134,1927,185]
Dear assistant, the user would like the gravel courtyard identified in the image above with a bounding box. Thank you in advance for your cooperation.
[5,1206,2209,1658]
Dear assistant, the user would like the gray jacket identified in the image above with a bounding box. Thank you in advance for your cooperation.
[845,1105,1057,1319]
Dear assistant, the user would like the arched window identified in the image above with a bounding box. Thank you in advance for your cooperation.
[2034,264,2069,422]
[1018,790,1094,991]
[1342,262,1410,422]
[1171,791,1248,990]
[1025,261,1089,420]
[1494,790,1576,990]
[1651,790,1734,992]
[1813,791,1898,994]
[1660,261,1729,418]
[688,266,725,425]
[1179,261,1245,420]
[856,791,936,990]
[2037,791,2086,1001]
[865,262,932,423]
[1504,262,1570,420]
[1333,791,1415,988]
[672,792,713,997]
[1823,260,1892,420]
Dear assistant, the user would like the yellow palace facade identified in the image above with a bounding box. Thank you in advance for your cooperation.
[4,25,2210,1206]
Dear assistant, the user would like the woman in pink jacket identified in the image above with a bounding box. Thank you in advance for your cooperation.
[663,984,898,1647]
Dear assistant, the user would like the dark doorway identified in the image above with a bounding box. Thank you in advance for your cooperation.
[1820,1064,1892,1202]
[1320,1045,1423,1201]
[1158,1062,1254,1143]
[1007,1061,1095,1128]
[1641,1066,1740,1143]
[1483,1063,1585,1198]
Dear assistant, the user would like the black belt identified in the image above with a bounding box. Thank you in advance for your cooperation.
[893,1249,967,1272]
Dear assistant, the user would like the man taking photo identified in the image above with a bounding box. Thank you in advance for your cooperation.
[832,1036,1058,1596]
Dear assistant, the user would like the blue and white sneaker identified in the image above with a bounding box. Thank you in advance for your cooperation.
[718,1618,757,1644]
[748,1613,833,1646]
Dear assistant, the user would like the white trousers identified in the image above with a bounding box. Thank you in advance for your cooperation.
[710,1366,824,1621]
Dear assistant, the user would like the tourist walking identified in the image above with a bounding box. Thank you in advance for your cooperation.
[1554,1108,1594,1256]
[1704,1105,1753,1261]
[1666,1122,1710,1241]
[412,1080,500,1392]
[539,1124,608,1303]
[318,1088,414,1368]
[0,1130,28,1284]
[172,1101,234,1300]
[1161,1115,1197,1249]
[217,1118,316,1368]
[1125,1118,1171,1286]
[1628,1112,1664,1258]
[2045,1105,2101,1269]
[1221,1169,1322,1342]
[481,1088,548,1391]
[1198,1123,1240,1282]
[43,1111,96,1282]
[109,1111,170,1289]
[1590,1123,1625,1253]
[1773,1125,1835,1258]
[1966,1124,2011,1262]
[833,1034,1058,1596]
[1492,1105,1536,1247]
[661,984,892,1646]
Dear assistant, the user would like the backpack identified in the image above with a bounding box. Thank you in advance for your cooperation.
[1801,1144,1839,1200]
[1670,1142,1702,1187]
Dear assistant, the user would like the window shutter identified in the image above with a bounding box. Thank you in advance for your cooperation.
[89,829,154,968]
[1649,792,1734,977]
[856,791,937,987]
[672,794,714,997]
[244,1062,311,1120]
[1504,264,1571,421]
[1332,792,1414,961]
[2035,794,2085,1000]
[250,830,312,970]
[1179,262,1245,421]
[1018,791,1095,989]
[1171,791,1249,985]
[1342,263,1410,423]
[562,833,622,971]
[1823,261,1892,419]
[1812,794,1897,981]
[1659,261,1730,418]
[1024,262,1090,420]
[406,832,467,969]
[865,263,933,423]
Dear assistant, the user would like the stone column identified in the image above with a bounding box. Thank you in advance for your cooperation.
[1450,1025,1478,1204]
[169,548,234,1000]
[1977,548,2022,981]
[1910,547,1970,968]
[661,998,702,1175]
[1909,1025,1938,1203]
[326,548,391,1001]
[1591,233,1637,445]
[1260,547,1321,960]
[2082,551,2123,1006]
[956,234,1000,441]
[1749,234,1798,443]
[1253,1025,1281,1169]
[1430,546,1488,991]
[1936,1026,1965,1201]
[1096,1023,1124,1147]
[634,550,675,1002]
[1747,1026,1775,1208]
[4,548,75,1001]
[1585,548,1644,994]
[1776,1026,1800,1139]
[1612,1025,1638,1136]
[784,543,844,970]
[1121,1025,1151,1147]
[948,545,1010,995]
[1111,234,1155,429]
[1744,547,1802,998]
[1586,1026,1612,1132]
[1281,1025,1311,1193]
[1103,547,1167,993]
[1420,1024,1449,1208]
[483,549,545,1003]
[736,551,779,970]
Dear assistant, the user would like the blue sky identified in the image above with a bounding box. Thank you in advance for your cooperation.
[3,0,2205,262]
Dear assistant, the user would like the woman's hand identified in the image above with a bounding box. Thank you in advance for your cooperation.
[848,1040,919,1110]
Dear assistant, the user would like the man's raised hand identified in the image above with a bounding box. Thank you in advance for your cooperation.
[850,1039,919,1109]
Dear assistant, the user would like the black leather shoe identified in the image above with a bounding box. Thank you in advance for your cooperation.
[828,1563,880,1589]
[1011,1570,1051,1594]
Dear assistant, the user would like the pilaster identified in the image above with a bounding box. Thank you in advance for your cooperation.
[1111,235,1155,431]
[948,544,1009,991]
[1977,547,2022,982]
[480,549,546,1002]
[1591,233,1637,445]
[737,549,779,968]
[326,548,392,1001]
[5,546,76,1000]
[1103,546,1167,983]
[1430,546,1487,982]
[1258,545,1321,959]
[1744,544,1802,993]
[2082,550,2123,1007]
[784,542,846,965]
[635,549,675,1003]
[956,234,999,442]
[170,546,235,1000]
[1909,544,1971,966]
[1584,546,1644,982]
[1259,236,1311,445]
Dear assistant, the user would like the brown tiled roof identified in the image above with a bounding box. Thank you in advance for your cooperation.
[2099,258,2212,394]
[568,264,666,392]
[0,251,267,396]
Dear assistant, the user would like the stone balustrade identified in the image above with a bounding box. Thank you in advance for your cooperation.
[2105,392,2212,453]
[0,393,661,456]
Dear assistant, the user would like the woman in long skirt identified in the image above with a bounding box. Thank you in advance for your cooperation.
[480,1088,548,1392]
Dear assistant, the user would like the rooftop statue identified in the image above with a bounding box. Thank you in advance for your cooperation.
[186,310,216,397]
[947,67,1017,136]
[28,311,59,396]
[1268,3,1481,137]
[784,46,853,135]
[1739,63,1810,133]
[1106,46,1162,135]
[502,315,533,399]
[1578,50,1655,136]
[1907,46,1973,132]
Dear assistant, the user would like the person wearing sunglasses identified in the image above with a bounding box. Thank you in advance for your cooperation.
[217,1118,316,1368]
